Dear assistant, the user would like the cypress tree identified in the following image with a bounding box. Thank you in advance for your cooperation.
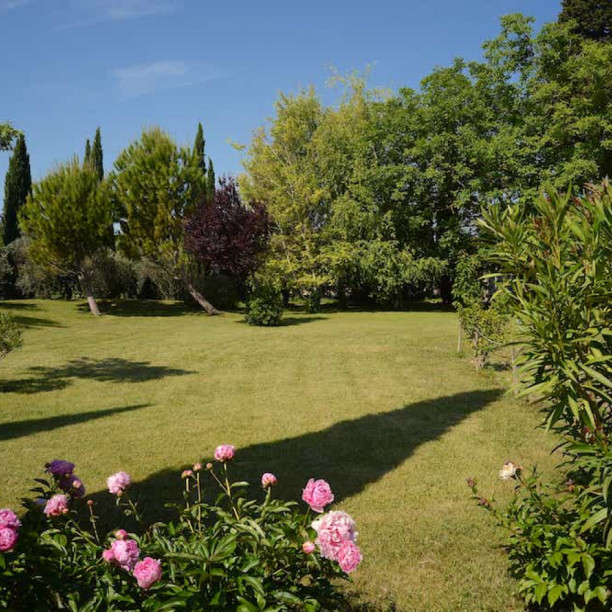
[193,123,206,174]
[3,134,31,245]
[92,127,104,181]
[559,0,612,42]
[206,158,216,203]
[84,139,92,166]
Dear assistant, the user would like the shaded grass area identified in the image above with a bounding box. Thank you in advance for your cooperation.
[0,299,555,611]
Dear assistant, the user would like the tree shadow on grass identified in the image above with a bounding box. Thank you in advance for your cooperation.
[0,358,195,394]
[77,300,199,317]
[88,389,501,525]
[0,301,64,328]
[235,315,328,327]
[0,404,151,442]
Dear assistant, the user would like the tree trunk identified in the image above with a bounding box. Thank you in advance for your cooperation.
[186,281,220,315]
[78,273,101,316]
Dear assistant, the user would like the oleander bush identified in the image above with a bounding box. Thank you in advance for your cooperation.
[470,182,612,610]
[0,446,362,610]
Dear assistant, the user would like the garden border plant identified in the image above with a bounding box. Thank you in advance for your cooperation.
[0,445,362,610]
[469,181,612,610]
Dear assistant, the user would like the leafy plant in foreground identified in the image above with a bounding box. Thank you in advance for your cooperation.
[0,446,362,610]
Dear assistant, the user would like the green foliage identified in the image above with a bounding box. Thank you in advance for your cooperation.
[18,159,114,314]
[84,139,91,166]
[470,471,612,611]
[111,127,204,281]
[559,0,612,42]
[474,182,612,610]
[0,123,20,152]
[481,183,612,433]
[456,302,509,370]
[246,282,284,326]
[0,312,22,360]
[1,461,353,610]
[193,122,206,174]
[206,157,215,203]
[92,127,104,182]
[3,134,31,246]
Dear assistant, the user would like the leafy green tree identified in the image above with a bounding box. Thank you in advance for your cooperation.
[559,0,612,42]
[206,157,215,203]
[193,123,206,174]
[92,127,104,182]
[0,123,19,151]
[111,128,218,313]
[3,134,31,245]
[19,160,113,316]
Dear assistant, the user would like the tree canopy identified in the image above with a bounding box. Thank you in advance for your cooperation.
[18,160,113,315]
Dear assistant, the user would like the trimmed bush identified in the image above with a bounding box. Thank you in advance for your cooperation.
[246,286,284,326]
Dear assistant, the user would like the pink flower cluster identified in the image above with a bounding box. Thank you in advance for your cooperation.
[102,532,162,589]
[302,478,334,513]
[214,444,235,462]
[311,510,363,573]
[44,494,69,518]
[46,459,86,498]
[107,471,131,496]
[0,509,21,552]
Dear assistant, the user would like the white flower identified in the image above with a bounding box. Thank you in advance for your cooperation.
[499,460,519,481]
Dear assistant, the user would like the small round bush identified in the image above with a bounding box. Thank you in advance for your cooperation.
[246,287,284,326]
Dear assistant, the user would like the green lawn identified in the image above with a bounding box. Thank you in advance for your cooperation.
[0,300,555,610]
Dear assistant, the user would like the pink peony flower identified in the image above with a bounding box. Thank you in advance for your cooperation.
[44,494,69,518]
[0,527,18,552]
[336,540,362,573]
[110,538,140,571]
[115,529,128,540]
[0,509,21,531]
[311,511,358,560]
[261,473,278,488]
[302,540,316,554]
[302,478,334,513]
[102,548,115,563]
[214,444,235,462]
[46,459,75,477]
[133,557,162,589]
[107,471,131,495]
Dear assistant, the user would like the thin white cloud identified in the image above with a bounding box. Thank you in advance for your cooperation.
[0,0,29,11]
[56,0,181,27]
[111,60,227,98]
[77,0,180,20]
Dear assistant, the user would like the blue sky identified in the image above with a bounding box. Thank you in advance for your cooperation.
[1,0,561,195]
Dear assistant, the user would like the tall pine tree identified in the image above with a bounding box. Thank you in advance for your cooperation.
[84,139,92,166]
[193,123,206,174]
[559,0,612,41]
[92,127,104,181]
[3,134,31,245]
[206,158,216,202]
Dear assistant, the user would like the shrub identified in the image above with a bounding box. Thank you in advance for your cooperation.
[470,463,612,610]
[471,182,612,610]
[0,448,362,609]
[0,312,22,360]
[246,285,284,326]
